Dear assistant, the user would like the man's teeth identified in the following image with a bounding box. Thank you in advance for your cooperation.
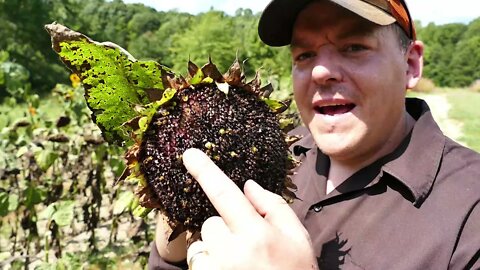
[326,102,349,106]
[316,103,355,115]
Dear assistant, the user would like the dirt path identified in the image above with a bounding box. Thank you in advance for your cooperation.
[419,94,465,145]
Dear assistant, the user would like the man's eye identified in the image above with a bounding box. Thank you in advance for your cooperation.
[344,44,367,52]
[295,52,315,62]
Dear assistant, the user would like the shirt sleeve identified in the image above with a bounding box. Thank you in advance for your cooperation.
[449,201,480,269]
[148,241,188,270]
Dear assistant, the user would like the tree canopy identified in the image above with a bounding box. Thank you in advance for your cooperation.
[0,0,479,99]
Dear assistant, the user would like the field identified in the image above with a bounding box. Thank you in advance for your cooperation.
[410,88,480,152]
[0,84,155,269]
[1,86,478,269]
[444,89,480,151]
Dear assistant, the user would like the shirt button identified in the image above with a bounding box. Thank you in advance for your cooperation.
[313,205,323,212]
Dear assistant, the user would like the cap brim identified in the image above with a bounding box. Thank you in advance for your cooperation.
[258,0,396,47]
[331,0,395,25]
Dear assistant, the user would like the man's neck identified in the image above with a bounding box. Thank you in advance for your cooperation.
[325,112,416,194]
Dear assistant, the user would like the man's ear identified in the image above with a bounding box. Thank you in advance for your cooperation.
[405,40,424,89]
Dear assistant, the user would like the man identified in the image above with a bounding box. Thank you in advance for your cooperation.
[149,0,480,269]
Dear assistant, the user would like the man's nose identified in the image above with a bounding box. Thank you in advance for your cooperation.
[311,53,342,85]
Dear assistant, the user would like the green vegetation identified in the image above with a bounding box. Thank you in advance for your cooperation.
[417,19,480,87]
[1,0,477,98]
[443,89,480,152]
[0,0,293,98]
[0,81,154,269]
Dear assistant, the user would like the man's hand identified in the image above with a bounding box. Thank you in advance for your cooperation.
[183,148,318,270]
[154,212,188,263]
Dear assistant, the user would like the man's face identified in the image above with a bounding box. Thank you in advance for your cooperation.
[291,1,412,166]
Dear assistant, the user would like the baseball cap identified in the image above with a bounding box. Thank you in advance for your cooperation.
[258,0,416,46]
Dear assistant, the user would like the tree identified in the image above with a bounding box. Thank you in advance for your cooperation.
[0,0,71,93]
[168,10,239,74]
[127,11,193,66]
[419,23,468,86]
[449,36,480,86]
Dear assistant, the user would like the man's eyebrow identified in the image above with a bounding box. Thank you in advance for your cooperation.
[290,39,312,50]
[336,23,378,40]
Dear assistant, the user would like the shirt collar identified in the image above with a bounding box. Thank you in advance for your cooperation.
[291,98,445,206]
[382,98,445,205]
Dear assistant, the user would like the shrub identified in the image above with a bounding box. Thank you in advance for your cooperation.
[468,79,480,92]
[412,77,436,92]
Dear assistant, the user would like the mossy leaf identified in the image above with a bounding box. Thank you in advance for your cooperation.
[45,23,175,144]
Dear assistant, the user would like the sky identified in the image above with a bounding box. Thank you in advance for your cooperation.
[122,0,480,25]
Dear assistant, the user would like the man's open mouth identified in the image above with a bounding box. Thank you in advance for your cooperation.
[315,103,356,116]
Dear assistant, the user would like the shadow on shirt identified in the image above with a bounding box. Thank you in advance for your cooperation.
[317,232,352,269]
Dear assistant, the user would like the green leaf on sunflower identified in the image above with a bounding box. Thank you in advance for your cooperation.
[135,88,177,135]
[138,116,149,133]
[132,203,153,218]
[159,88,177,105]
[45,23,175,145]
[201,76,214,84]
[263,98,285,111]
[126,173,146,186]
[189,68,205,85]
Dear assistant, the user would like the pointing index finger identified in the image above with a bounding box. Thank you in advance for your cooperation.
[183,148,261,232]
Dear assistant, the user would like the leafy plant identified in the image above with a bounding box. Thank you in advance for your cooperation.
[0,78,153,268]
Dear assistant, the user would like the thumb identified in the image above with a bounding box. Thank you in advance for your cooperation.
[243,180,307,238]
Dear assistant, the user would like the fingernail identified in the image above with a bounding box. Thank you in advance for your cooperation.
[182,148,202,164]
[245,179,264,190]
[183,148,211,175]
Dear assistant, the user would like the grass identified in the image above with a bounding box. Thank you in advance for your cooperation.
[410,88,480,153]
[443,89,480,152]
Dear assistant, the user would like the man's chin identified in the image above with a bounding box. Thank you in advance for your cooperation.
[316,140,351,155]
[313,134,362,158]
